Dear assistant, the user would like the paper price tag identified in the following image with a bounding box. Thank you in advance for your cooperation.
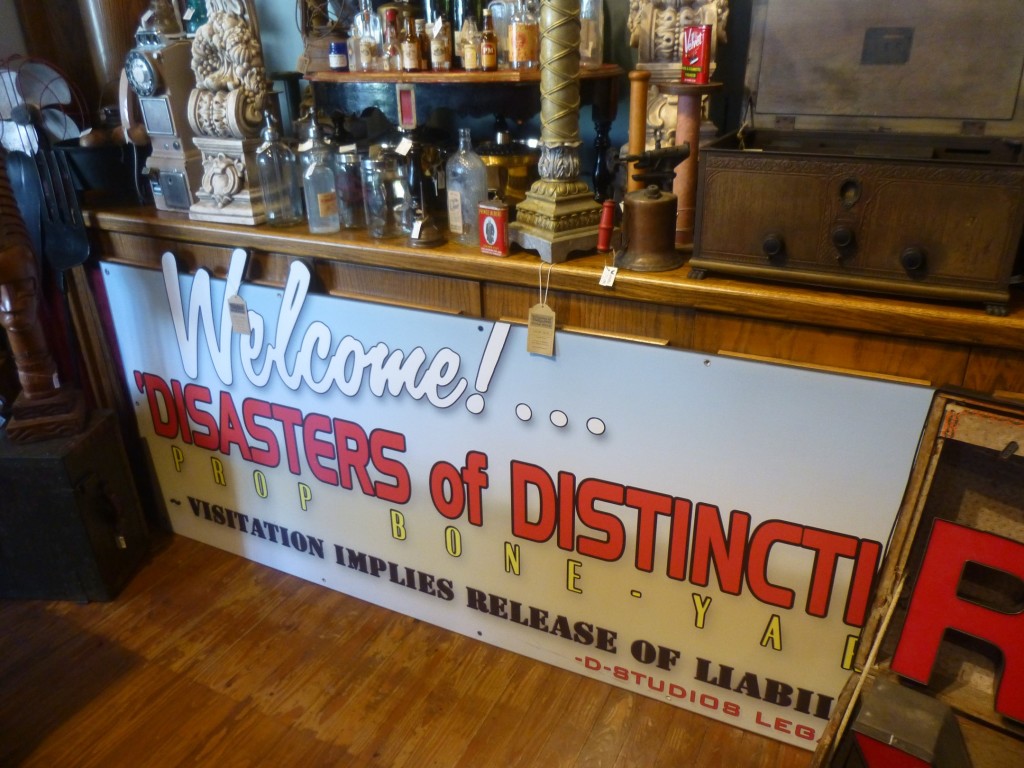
[526,303,556,357]
[599,266,618,286]
[396,137,413,156]
[228,294,251,335]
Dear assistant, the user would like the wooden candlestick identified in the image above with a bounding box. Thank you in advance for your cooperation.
[626,70,651,193]
[657,81,722,250]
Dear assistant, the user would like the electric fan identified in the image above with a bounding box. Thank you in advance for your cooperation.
[0,54,87,155]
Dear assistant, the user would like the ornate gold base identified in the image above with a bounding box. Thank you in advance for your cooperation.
[510,182,602,264]
[4,388,88,444]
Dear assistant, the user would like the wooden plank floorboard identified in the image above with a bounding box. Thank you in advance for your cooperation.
[0,535,813,767]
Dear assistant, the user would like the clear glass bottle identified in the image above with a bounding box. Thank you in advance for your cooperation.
[303,139,341,234]
[507,0,538,70]
[382,7,402,71]
[429,16,452,71]
[445,128,487,246]
[353,0,382,71]
[400,12,421,72]
[579,0,604,69]
[479,9,498,71]
[460,15,481,71]
[450,0,475,70]
[297,117,328,178]
[255,111,303,227]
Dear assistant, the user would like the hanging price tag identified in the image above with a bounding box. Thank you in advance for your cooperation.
[228,294,251,335]
[599,265,618,286]
[527,303,556,356]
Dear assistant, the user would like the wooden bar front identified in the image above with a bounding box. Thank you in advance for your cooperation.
[84,205,1024,402]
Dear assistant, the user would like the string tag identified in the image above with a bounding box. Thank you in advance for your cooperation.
[599,265,618,286]
[527,263,555,356]
[228,294,251,335]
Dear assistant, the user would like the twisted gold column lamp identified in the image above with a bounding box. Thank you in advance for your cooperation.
[510,0,602,263]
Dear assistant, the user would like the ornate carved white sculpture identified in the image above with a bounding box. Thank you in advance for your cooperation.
[187,0,269,223]
[627,0,729,149]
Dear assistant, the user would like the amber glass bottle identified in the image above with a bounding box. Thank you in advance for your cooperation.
[479,9,498,71]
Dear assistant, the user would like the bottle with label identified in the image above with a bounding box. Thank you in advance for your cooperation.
[449,0,474,69]
[445,127,487,246]
[507,0,538,70]
[328,39,349,71]
[382,7,402,71]
[304,145,341,234]
[460,15,481,71]
[400,12,421,72]
[429,16,452,71]
[353,0,382,71]
[255,111,303,227]
[415,18,432,71]
[479,9,498,71]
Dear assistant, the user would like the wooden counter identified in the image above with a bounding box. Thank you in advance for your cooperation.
[85,204,1024,400]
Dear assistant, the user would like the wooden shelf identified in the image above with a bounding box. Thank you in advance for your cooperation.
[82,204,1024,354]
[305,63,623,85]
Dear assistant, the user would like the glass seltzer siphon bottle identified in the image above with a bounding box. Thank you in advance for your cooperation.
[255,111,303,227]
[445,127,487,246]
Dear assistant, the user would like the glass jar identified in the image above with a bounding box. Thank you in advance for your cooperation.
[361,155,405,239]
[304,148,341,234]
[334,150,366,229]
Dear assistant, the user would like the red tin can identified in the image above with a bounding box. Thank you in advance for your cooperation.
[681,25,712,84]
[479,200,509,256]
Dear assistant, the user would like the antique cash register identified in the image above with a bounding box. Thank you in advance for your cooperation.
[689,0,1024,315]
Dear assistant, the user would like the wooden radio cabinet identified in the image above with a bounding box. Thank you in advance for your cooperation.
[689,0,1024,314]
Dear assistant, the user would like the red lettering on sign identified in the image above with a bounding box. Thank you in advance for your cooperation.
[891,519,1024,723]
[854,732,927,767]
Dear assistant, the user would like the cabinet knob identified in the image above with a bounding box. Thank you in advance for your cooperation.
[831,225,856,262]
[900,246,927,275]
[762,233,785,263]
[831,225,855,249]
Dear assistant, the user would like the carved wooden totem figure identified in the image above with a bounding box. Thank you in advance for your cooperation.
[0,157,85,442]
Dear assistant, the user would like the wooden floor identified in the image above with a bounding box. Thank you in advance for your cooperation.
[1,535,813,767]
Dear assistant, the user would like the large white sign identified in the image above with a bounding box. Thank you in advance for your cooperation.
[103,251,934,749]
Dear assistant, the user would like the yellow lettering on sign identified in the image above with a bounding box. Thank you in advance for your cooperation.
[761,614,783,651]
[391,509,407,540]
[445,525,462,557]
[841,635,859,670]
[693,593,712,629]
[253,470,268,498]
[211,457,226,486]
[172,445,185,472]
[298,482,312,510]
[567,559,582,593]
[505,542,521,575]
